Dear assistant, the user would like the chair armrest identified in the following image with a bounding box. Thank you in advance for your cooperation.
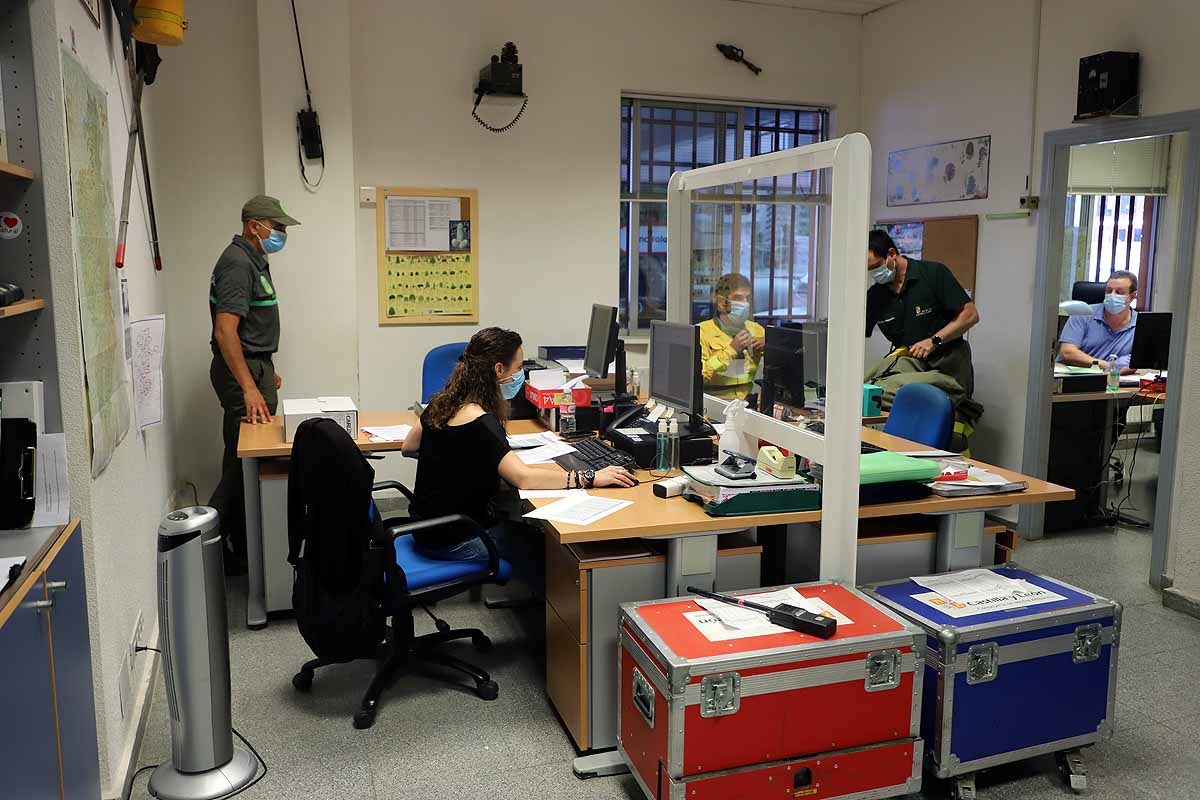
[387,514,501,578]
[373,479,415,502]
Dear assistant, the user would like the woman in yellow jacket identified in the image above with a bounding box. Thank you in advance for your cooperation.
[698,273,765,389]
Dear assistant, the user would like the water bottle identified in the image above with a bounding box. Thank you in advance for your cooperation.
[1106,353,1120,393]
[653,419,670,476]
[630,369,641,398]
[668,418,681,475]
[560,397,577,436]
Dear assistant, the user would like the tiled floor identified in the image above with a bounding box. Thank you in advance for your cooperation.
[127,525,1198,800]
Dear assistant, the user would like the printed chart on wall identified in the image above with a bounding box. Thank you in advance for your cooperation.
[62,48,130,476]
[886,135,990,207]
[376,188,479,325]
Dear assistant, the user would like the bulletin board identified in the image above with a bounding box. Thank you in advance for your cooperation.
[376,187,479,325]
[874,214,979,298]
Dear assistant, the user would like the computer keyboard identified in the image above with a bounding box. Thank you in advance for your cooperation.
[554,437,638,473]
[804,421,886,455]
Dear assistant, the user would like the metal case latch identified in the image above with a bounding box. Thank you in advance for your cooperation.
[966,642,1000,684]
[631,667,655,727]
[699,672,741,718]
[865,649,902,692]
[1073,623,1103,664]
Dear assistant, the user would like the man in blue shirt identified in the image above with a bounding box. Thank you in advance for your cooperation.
[1058,271,1139,373]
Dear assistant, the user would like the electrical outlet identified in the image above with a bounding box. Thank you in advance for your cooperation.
[359,186,377,205]
[129,609,144,662]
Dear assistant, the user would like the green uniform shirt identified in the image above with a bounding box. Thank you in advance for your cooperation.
[209,236,280,355]
[865,258,970,348]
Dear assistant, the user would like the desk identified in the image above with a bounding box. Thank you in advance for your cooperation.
[238,410,418,628]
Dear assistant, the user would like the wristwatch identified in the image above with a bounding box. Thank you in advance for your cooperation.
[931,334,944,348]
[582,469,596,489]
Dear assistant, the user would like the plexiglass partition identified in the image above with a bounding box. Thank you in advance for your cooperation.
[666,134,872,582]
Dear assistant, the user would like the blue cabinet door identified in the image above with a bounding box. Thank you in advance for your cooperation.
[46,529,102,799]
[0,578,62,800]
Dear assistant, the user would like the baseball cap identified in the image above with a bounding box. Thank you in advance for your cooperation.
[241,195,301,226]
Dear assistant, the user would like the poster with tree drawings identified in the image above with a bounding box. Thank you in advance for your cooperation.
[382,253,474,320]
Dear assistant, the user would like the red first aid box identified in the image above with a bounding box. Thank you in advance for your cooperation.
[617,582,925,800]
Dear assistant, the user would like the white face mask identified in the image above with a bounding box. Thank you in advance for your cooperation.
[869,257,895,286]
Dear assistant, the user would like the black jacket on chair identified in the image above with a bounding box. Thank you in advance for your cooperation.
[287,417,388,661]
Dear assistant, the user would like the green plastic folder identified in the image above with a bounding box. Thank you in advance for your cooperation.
[859,451,941,485]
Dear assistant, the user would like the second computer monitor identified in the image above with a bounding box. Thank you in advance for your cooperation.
[648,320,702,417]
[763,324,806,407]
[1129,311,1171,373]
[583,304,619,378]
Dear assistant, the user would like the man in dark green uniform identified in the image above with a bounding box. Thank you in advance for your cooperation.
[208,195,299,573]
[865,230,979,394]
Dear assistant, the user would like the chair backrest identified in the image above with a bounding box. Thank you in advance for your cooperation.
[288,418,390,660]
[882,383,954,450]
[422,342,468,403]
[1072,281,1107,305]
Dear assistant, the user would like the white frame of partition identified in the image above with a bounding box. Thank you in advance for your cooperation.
[666,133,872,583]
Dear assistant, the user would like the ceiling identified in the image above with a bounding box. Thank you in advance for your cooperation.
[725,0,904,15]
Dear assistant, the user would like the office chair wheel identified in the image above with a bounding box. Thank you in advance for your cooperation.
[475,679,499,701]
[353,707,377,730]
[472,633,492,652]
[292,669,314,692]
[435,619,451,634]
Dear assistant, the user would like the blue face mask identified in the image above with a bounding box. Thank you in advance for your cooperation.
[869,260,895,286]
[257,224,287,255]
[728,300,750,325]
[1103,293,1128,314]
[500,369,525,400]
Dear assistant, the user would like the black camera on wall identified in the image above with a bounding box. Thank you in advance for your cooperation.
[476,41,523,98]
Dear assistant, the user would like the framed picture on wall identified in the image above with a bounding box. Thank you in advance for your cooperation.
[80,0,101,27]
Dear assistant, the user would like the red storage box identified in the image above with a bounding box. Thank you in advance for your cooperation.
[617,582,925,800]
[525,382,591,410]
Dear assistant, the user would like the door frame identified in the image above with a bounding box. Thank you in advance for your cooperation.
[1019,109,1200,590]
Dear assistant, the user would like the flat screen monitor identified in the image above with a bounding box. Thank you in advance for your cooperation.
[649,321,701,417]
[1130,311,1171,372]
[763,325,806,408]
[583,304,619,378]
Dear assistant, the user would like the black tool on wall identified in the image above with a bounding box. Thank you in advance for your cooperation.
[716,43,762,76]
[291,0,324,188]
[473,42,528,133]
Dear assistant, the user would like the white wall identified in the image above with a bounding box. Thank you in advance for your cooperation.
[349,0,863,482]
[861,0,1041,474]
[148,0,264,503]
[47,0,176,791]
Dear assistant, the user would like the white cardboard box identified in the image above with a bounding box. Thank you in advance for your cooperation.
[282,396,359,442]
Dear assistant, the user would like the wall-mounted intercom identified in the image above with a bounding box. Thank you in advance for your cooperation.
[472,42,527,133]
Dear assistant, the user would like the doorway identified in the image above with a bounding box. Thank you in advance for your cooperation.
[1020,111,1200,592]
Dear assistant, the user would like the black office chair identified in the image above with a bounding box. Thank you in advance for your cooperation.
[1072,281,1107,305]
[287,418,513,729]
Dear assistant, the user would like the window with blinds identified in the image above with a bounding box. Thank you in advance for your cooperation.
[618,97,830,332]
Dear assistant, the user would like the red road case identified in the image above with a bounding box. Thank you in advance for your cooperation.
[617,582,925,800]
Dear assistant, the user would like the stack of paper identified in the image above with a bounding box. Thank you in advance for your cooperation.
[930,466,1026,497]
[516,440,576,464]
[523,493,631,526]
[507,431,561,449]
[909,569,1067,618]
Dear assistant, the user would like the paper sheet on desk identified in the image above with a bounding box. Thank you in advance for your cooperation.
[362,424,412,442]
[508,431,561,449]
[30,433,70,528]
[523,493,631,526]
[516,441,576,464]
[518,489,589,500]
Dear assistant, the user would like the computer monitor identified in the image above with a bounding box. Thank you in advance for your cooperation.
[1130,312,1171,373]
[762,325,806,410]
[648,321,702,418]
[583,304,619,378]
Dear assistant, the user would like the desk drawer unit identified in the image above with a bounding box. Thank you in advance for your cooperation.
[865,566,1120,783]
[617,582,924,800]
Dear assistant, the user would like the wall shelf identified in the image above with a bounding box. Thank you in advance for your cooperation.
[0,161,34,180]
[0,297,45,318]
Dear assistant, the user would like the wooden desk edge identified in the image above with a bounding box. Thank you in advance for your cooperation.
[0,521,80,628]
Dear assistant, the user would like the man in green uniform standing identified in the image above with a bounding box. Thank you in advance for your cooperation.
[865,230,979,394]
[208,195,299,573]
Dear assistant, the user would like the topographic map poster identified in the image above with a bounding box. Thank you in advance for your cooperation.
[63,49,129,476]
[886,135,990,207]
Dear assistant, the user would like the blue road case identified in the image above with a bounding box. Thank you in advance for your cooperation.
[865,565,1120,798]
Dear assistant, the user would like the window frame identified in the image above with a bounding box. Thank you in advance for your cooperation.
[620,95,831,335]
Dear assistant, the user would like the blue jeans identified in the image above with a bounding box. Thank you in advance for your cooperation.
[414,521,543,594]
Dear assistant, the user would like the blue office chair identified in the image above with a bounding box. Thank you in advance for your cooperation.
[882,383,954,450]
[288,418,512,730]
[422,342,468,402]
